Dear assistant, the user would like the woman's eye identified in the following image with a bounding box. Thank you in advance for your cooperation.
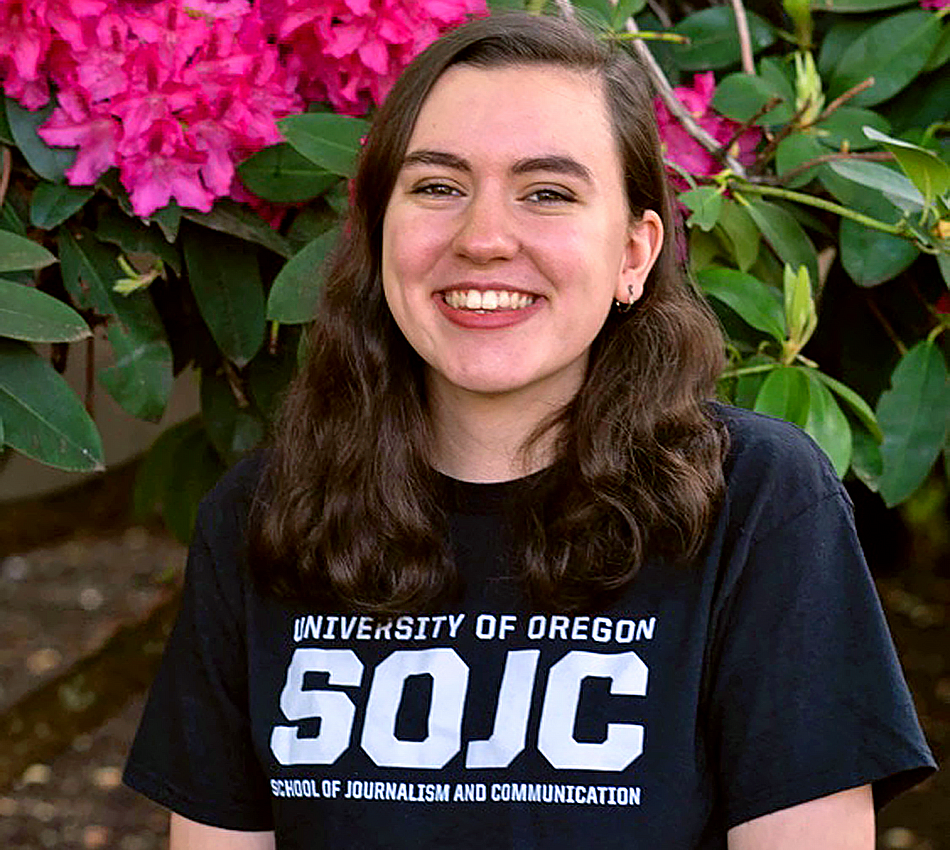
[525,188,575,204]
[411,182,460,197]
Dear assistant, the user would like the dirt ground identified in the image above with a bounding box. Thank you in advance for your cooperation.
[0,500,946,848]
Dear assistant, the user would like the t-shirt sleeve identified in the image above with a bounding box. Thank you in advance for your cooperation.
[706,447,936,830]
[123,461,273,830]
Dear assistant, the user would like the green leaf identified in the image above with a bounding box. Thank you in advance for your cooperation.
[813,108,890,151]
[0,230,57,273]
[925,21,950,73]
[162,424,225,543]
[733,354,775,409]
[1,200,27,236]
[938,252,950,288]
[133,417,197,519]
[715,200,760,272]
[671,8,776,71]
[783,263,815,346]
[611,0,647,29]
[238,143,340,203]
[876,340,950,506]
[247,337,300,418]
[183,226,266,367]
[818,17,878,77]
[200,369,265,464]
[688,229,721,273]
[570,0,615,27]
[851,427,882,492]
[267,228,338,324]
[826,158,924,213]
[804,371,852,477]
[810,370,882,440]
[753,366,809,427]
[811,0,914,10]
[776,132,826,189]
[828,10,941,107]
[0,278,90,342]
[0,338,104,471]
[149,202,181,243]
[59,228,173,419]
[280,113,370,178]
[839,218,918,287]
[0,98,13,145]
[96,209,182,277]
[743,198,818,286]
[680,186,723,232]
[181,199,292,258]
[862,126,950,204]
[696,267,786,341]
[5,98,76,182]
[29,183,95,230]
[710,73,793,126]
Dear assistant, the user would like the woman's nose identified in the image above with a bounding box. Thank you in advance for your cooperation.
[451,191,519,263]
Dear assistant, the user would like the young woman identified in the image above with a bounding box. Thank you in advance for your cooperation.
[124,13,935,849]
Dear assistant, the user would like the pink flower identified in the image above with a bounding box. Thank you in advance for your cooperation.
[36,88,118,183]
[921,0,948,9]
[654,72,761,179]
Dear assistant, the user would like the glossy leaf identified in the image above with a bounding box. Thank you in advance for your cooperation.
[776,132,826,189]
[839,218,918,287]
[149,203,181,243]
[267,228,338,324]
[851,428,883,492]
[863,126,950,203]
[1,200,27,236]
[0,278,90,342]
[200,369,266,464]
[813,108,890,151]
[29,183,95,230]
[181,200,292,258]
[733,354,775,410]
[280,113,370,178]
[183,227,266,367]
[5,98,76,182]
[0,230,57,272]
[876,341,950,506]
[925,22,950,73]
[753,366,809,428]
[96,210,182,277]
[810,370,883,441]
[671,8,776,71]
[804,371,852,477]
[696,267,786,341]
[162,423,225,542]
[611,0,647,28]
[133,416,201,519]
[247,338,300,418]
[827,158,924,213]
[710,73,793,126]
[0,99,12,145]
[0,338,104,471]
[59,228,173,420]
[680,187,723,232]
[828,10,941,107]
[743,199,818,286]
[238,143,340,203]
[715,200,760,272]
[939,252,950,288]
[818,17,877,77]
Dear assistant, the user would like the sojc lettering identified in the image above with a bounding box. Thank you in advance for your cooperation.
[270,648,648,772]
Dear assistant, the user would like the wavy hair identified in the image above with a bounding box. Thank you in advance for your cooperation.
[249,12,728,612]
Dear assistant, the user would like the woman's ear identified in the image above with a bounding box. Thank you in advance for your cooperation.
[616,209,664,306]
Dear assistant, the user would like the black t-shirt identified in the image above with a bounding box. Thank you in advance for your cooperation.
[124,406,936,848]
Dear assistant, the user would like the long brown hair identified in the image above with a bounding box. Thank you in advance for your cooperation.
[249,12,727,613]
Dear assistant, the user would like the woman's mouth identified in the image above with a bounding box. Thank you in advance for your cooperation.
[442,289,536,312]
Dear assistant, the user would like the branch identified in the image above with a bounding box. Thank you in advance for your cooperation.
[812,77,875,127]
[721,96,782,153]
[732,183,905,236]
[730,0,755,76]
[777,151,894,185]
[624,17,748,178]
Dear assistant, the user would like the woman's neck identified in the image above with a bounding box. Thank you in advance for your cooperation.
[427,382,568,483]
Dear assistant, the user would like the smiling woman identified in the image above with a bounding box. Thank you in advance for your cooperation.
[122,11,935,850]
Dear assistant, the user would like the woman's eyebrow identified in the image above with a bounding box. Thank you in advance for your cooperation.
[402,149,471,172]
[511,155,593,183]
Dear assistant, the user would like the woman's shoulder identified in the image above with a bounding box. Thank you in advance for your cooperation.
[194,449,268,538]
[708,402,846,526]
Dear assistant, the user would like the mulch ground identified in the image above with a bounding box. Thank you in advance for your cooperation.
[0,509,946,848]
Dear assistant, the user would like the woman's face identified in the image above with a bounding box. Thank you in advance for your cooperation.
[381,63,662,410]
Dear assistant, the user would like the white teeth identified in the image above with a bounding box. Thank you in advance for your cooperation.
[444,289,535,311]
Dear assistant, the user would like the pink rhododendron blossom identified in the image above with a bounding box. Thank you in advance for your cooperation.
[2,0,486,219]
[921,0,948,10]
[654,72,761,180]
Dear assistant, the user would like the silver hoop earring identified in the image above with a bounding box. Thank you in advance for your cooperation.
[614,284,635,313]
